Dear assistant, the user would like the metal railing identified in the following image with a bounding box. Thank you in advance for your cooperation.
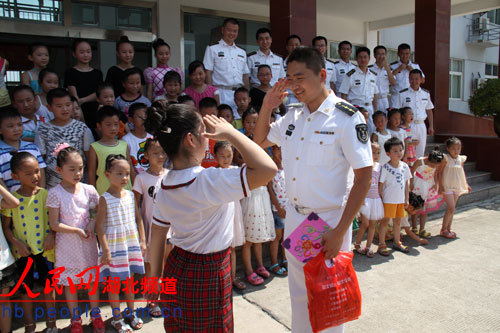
[467,20,500,44]
[0,0,62,23]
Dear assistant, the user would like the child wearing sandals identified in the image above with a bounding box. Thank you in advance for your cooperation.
[267,145,288,275]
[1,152,56,333]
[96,154,146,333]
[146,105,276,331]
[0,182,21,333]
[378,137,412,256]
[241,163,275,286]
[399,192,429,246]
[354,142,384,258]
[47,144,105,333]
[410,147,444,238]
[213,140,247,290]
[439,137,471,239]
[133,138,168,316]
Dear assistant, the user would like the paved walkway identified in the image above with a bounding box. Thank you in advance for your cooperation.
[12,196,500,332]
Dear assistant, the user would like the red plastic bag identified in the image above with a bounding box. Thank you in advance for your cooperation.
[303,251,361,332]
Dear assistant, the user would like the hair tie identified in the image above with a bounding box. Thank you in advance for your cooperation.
[162,127,172,134]
[52,142,70,157]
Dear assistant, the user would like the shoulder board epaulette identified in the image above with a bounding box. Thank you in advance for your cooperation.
[209,41,218,46]
[334,61,340,64]
[399,88,409,93]
[421,88,429,93]
[346,69,356,77]
[247,51,257,57]
[326,59,334,64]
[369,69,377,75]
[390,61,398,65]
[368,64,373,68]
[274,52,283,59]
[412,62,418,65]
[335,101,358,117]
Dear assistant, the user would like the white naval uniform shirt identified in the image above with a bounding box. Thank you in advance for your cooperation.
[334,59,356,92]
[394,87,434,120]
[152,166,250,254]
[389,60,424,95]
[325,58,337,88]
[267,92,373,227]
[247,49,285,87]
[338,67,378,106]
[368,64,391,97]
[203,39,250,87]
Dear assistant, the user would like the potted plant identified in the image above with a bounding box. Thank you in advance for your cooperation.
[469,78,500,137]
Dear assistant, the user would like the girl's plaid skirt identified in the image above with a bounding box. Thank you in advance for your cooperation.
[160,246,233,332]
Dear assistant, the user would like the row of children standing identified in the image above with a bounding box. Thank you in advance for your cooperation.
[0,50,286,333]
[355,105,471,257]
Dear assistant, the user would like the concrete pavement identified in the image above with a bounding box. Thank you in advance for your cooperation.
[12,195,500,332]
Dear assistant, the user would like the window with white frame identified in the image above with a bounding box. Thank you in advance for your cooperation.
[485,63,498,78]
[449,59,463,99]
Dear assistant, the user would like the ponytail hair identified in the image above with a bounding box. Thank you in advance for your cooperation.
[105,154,127,172]
[56,146,83,168]
[144,103,202,160]
[152,38,170,53]
[117,35,133,51]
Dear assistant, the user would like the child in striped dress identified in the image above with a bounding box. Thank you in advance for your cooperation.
[96,154,146,333]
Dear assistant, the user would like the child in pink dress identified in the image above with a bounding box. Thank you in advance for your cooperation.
[144,38,183,101]
[410,148,444,238]
[47,144,104,333]
[183,61,220,107]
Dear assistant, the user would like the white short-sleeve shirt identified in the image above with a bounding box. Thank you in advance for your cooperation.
[203,39,250,87]
[247,49,285,87]
[395,87,434,120]
[368,64,391,95]
[267,92,373,211]
[334,59,356,91]
[338,67,378,105]
[390,60,424,95]
[325,58,337,87]
[379,162,412,204]
[152,166,250,254]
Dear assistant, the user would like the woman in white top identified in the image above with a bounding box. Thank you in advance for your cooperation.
[146,104,277,331]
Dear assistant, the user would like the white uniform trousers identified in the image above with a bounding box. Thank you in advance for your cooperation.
[218,88,238,118]
[377,96,390,113]
[390,93,399,108]
[411,121,427,158]
[285,202,351,333]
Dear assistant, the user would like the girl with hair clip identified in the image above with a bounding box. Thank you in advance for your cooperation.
[144,38,183,101]
[147,103,277,331]
[105,35,145,97]
[47,144,104,333]
[96,154,146,333]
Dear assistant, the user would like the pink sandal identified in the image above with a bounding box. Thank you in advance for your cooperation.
[246,272,264,285]
[255,266,270,279]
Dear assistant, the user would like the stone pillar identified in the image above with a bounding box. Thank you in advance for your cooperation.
[157,0,182,70]
[415,0,451,134]
[270,0,316,56]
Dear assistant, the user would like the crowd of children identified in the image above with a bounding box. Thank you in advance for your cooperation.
[0,32,474,332]
[355,118,470,257]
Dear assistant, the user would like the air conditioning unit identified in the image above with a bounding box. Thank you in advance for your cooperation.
[472,77,488,90]
[480,17,490,31]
